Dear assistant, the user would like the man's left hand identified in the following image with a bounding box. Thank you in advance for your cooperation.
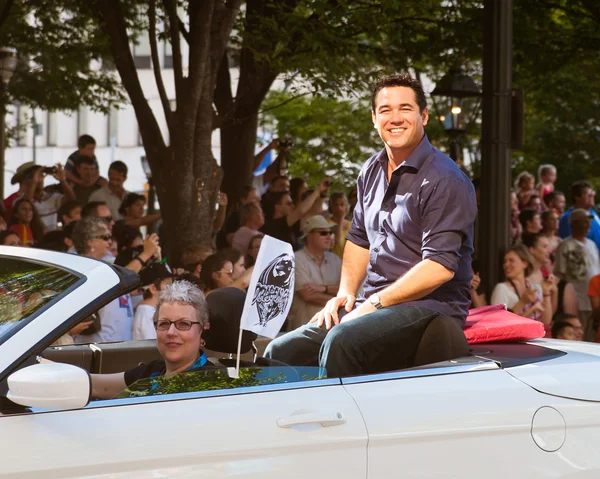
[340,300,377,324]
[53,164,66,183]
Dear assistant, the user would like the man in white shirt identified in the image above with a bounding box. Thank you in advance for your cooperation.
[88,161,129,221]
[287,215,342,330]
[132,263,174,340]
[555,208,600,341]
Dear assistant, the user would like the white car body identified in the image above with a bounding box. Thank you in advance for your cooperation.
[1,245,600,478]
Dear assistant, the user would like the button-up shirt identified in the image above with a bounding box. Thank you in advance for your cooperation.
[346,135,477,323]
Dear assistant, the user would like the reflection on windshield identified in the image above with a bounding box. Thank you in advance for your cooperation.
[115,366,326,399]
[0,258,79,338]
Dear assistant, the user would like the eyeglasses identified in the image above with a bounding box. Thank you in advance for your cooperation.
[100,216,113,224]
[94,234,113,241]
[154,319,201,331]
[312,231,333,236]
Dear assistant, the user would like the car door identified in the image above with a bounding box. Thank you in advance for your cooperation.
[342,357,596,479]
[0,377,367,478]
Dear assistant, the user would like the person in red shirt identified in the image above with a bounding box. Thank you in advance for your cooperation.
[8,198,44,245]
[3,162,40,219]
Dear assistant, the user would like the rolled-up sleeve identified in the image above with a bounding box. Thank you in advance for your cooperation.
[420,177,477,273]
[346,173,370,248]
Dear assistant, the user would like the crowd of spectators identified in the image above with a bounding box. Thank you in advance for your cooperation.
[5,135,598,346]
[0,135,352,343]
[475,163,600,342]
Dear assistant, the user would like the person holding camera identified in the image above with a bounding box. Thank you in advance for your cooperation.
[4,162,76,233]
[261,178,331,250]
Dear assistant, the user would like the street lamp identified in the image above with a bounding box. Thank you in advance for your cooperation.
[0,47,17,202]
[430,66,481,163]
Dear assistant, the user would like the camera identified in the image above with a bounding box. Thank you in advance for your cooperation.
[42,166,57,176]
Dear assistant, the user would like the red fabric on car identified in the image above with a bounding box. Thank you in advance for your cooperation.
[464,304,546,344]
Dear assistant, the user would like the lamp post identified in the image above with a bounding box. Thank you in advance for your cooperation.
[0,47,17,202]
[430,66,481,163]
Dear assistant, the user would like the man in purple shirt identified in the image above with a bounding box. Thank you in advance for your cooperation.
[265,74,477,377]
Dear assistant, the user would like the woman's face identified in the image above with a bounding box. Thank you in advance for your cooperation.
[529,236,550,265]
[16,201,34,224]
[156,302,203,372]
[542,211,558,232]
[248,237,263,261]
[503,251,527,279]
[127,200,146,219]
[3,233,21,246]
[87,224,112,259]
[232,256,246,280]
[213,260,234,289]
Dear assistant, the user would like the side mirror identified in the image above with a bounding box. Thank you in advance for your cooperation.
[7,363,91,409]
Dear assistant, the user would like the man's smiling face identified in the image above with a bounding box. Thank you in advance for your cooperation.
[372,86,428,155]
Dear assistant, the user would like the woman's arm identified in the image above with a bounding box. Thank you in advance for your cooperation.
[90,372,127,400]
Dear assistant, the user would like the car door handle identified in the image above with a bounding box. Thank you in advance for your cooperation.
[277,412,346,428]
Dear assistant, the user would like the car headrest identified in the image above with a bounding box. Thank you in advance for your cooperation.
[205,287,257,354]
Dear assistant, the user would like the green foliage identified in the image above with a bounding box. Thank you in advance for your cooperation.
[511,0,600,199]
[261,91,381,188]
[0,0,135,112]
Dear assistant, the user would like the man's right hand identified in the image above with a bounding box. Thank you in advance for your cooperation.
[309,293,356,330]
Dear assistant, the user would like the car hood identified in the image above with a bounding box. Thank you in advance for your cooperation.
[506,339,600,402]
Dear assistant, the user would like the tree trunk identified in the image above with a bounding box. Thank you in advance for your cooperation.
[220,112,259,205]
[150,111,219,267]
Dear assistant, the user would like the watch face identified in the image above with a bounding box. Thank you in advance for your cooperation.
[370,294,381,308]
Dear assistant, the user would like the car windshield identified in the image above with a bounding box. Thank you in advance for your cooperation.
[0,257,80,340]
[115,366,326,399]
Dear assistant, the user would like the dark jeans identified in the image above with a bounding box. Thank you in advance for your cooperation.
[264,305,439,377]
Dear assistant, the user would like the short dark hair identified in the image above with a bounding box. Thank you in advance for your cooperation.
[109,160,128,176]
[551,320,575,339]
[76,156,96,167]
[0,230,19,245]
[38,230,69,252]
[328,191,348,214]
[571,181,593,203]
[57,200,81,223]
[119,192,146,216]
[521,232,542,249]
[63,221,77,239]
[371,74,427,112]
[543,190,564,206]
[78,134,96,149]
[239,186,256,203]
[82,201,108,218]
[518,208,539,230]
[219,247,243,266]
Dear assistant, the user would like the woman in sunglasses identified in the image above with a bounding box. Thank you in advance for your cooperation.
[90,280,216,399]
[71,216,134,344]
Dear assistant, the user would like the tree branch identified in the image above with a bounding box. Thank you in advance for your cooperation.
[162,0,184,98]
[92,0,165,155]
[0,0,14,32]
[259,91,312,114]
[213,50,233,119]
[149,0,172,132]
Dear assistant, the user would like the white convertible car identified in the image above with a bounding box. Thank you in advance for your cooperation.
[1,245,600,478]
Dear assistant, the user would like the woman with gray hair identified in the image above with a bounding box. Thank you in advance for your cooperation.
[71,216,135,344]
[90,281,216,399]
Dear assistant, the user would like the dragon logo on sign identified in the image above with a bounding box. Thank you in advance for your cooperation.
[251,253,294,326]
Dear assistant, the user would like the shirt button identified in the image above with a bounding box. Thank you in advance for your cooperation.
[373,248,379,253]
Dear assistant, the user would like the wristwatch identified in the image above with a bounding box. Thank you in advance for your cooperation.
[369,294,384,310]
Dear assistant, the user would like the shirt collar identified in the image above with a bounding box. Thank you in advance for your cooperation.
[376,134,434,173]
[304,247,328,264]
